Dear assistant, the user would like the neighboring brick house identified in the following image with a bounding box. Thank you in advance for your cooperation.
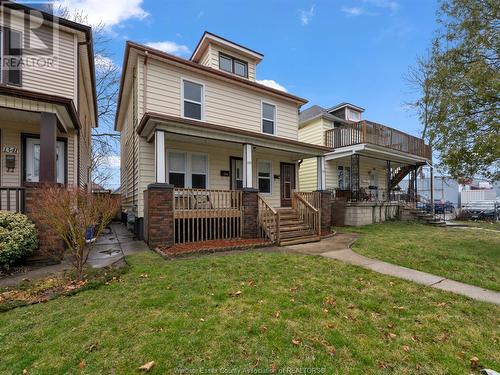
[0,2,97,262]
[116,32,331,247]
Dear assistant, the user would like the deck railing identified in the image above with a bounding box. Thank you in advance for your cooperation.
[325,121,432,160]
[257,195,279,243]
[296,191,321,209]
[0,187,25,213]
[173,188,242,244]
[292,192,320,236]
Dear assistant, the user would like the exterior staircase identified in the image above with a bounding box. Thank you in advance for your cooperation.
[390,165,414,189]
[277,208,321,246]
[403,207,446,226]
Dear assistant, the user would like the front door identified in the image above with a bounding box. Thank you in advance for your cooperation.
[280,163,296,207]
[25,137,66,184]
[230,157,243,190]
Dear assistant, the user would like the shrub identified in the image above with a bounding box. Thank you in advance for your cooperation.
[0,211,38,268]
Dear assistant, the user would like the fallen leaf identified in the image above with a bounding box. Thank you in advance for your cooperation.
[22,370,28,375]
[436,302,447,308]
[470,356,480,369]
[260,325,268,332]
[392,305,407,311]
[290,286,299,292]
[139,361,155,372]
[199,318,205,322]
[387,333,397,340]
[403,345,410,352]
[270,364,278,373]
[389,281,395,286]
[139,274,149,278]
[274,311,281,318]
[78,360,86,369]
[326,322,336,329]
[230,290,242,297]
[457,351,465,359]
[324,297,336,306]
[291,339,301,346]
[323,308,329,314]
[434,333,449,342]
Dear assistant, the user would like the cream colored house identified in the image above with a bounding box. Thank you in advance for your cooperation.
[298,103,432,225]
[116,32,329,244]
[0,2,97,211]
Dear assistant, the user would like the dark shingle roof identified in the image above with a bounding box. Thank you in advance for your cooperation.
[299,105,348,127]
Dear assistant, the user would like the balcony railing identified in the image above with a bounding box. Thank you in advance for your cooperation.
[325,121,432,160]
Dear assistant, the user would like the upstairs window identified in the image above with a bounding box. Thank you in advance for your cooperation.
[218,52,248,78]
[0,28,23,86]
[182,79,203,120]
[262,102,276,135]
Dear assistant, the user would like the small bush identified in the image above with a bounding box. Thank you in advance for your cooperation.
[0,211,38,268]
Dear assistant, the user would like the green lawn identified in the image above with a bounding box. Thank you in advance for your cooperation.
[454,220,500,231]
[339,222,500,291]
[1,251,499,374]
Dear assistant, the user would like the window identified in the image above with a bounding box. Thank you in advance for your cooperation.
[369,169,379,188]
[337,165,351,190]
[25,137,66,184]
[0,28,22,86]
[262,102,276,135]
[218,53,248,78]
[191,154,208,189]
[182,80,203,120]
[258,160,272,194]
[168,151,208,189]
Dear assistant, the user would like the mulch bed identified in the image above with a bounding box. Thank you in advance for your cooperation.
[159,239,272,257]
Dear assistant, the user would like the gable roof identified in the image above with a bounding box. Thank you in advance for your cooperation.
[191,31,264,63]
[327,102,365,113]
[299,105,347,128]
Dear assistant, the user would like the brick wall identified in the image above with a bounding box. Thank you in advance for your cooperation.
[316,190,333,233]
[242,188,259,239]
[143,184,174,248]
[24,183,65,265]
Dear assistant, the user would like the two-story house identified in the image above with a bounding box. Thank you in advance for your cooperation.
[116,32,330,246]
[0,2,97,200]
[0,2,97,262]
[298,103,432,226]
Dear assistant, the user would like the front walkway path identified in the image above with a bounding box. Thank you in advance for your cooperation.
[284,234,500,305]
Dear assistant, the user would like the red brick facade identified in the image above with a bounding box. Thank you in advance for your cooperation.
[144,184,174,248]
[242,188,259,239]
[24,183,65,265]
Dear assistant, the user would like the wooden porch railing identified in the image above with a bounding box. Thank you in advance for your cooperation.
[0,187,25,213]
[292,192,320,236]
[173,188,242,244]
[257,194,279,243]
[325,121,432,160]
[296,191,321,209]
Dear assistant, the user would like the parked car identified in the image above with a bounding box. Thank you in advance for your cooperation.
[461,200,500,220]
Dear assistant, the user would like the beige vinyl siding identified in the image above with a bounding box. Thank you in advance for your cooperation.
[199,45,211,67]
[0,122,77,187]
[298,158,316,192]
[144,58,299,140]
[297,117,325,191]
[207,44,257,81]
[0,11,77,101]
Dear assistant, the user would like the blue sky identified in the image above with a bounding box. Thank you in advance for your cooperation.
[58,0,439,188]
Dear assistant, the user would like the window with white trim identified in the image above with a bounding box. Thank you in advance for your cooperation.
[257,160,272,194]
[337,165,351,190]
[168,151,208,189]
[182,80,203,120]
[262,102,276,135]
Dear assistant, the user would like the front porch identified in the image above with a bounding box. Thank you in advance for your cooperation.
[138,114,331,246]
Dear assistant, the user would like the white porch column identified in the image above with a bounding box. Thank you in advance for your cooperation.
[317,155,326,191]
[243,144,253,188]
[155,130,166,183]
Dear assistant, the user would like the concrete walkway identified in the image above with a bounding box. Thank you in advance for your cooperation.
[0,223,148,288]
[285,234,500,305]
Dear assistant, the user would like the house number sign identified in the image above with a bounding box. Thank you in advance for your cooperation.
[2,146,18,154]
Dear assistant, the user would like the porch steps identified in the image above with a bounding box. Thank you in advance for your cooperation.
[276,208,321,246]
[405,208,447,226]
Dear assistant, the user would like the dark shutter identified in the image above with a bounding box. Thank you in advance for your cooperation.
[4,29,22,86]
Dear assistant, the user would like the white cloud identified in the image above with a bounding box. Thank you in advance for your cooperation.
[363,0,399,13]
[145,41,191,57]
[94,54,118,71]
[299,5,315,25]
[54,0,149,27]
[104,155,121,168]
[341,7,365,16]
[257,79,288,92]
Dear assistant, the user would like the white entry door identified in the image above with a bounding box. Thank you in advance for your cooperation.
[25,137,66,184]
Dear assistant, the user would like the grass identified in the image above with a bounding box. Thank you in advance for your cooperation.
[454,220,500,231]
[338,221,500,291]
[0,250,499,374]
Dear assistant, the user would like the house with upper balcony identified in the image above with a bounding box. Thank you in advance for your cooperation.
[116,31,331,247]
[298,103,432,226]
[0,2,97,260]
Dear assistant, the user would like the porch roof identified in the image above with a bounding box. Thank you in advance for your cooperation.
[324,143,431,166]
[0,86,81,132]
[138,112,331,159]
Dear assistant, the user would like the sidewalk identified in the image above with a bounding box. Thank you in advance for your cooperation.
[285,234,500,305]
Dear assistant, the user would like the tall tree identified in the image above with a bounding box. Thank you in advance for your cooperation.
[412,0,499,180]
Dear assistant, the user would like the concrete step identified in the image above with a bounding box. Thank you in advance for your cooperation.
[280,235,321,246]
